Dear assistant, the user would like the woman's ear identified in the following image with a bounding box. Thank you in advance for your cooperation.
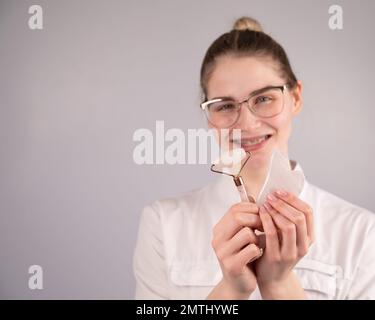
[290,80,303,116]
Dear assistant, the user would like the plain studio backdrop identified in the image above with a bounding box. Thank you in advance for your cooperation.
[0,0,374,299]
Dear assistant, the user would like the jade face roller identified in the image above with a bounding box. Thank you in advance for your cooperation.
[211,148,263,260]
[211,148,255,203]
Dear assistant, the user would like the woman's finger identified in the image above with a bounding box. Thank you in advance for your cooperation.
[216,226,258,261]
[264,202,297,260]
[259,205,280,258]
[237,243,263,266]
[215,212,262,244]
[214,203,260,243]
[267,193,309,256]
[273,190,314,242]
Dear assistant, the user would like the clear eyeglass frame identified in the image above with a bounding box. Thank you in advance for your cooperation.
[200,84,288,128]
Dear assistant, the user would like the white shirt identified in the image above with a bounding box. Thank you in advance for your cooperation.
[133,160,375,299]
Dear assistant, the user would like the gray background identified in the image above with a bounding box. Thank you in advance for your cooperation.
[0,0,374,299]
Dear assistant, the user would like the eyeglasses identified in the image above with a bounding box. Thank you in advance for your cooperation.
[200,84,288,128]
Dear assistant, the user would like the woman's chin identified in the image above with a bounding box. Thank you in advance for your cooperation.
[246,154,269,170]
[245,146,275,171]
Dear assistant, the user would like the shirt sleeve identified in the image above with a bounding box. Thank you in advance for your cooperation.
[346,221,375,299]
[133,202,170,299]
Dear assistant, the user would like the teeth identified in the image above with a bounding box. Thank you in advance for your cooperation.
[231,135,270,146]
[243,135,268,146]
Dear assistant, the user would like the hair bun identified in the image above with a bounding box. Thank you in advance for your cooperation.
[233,16,263,32]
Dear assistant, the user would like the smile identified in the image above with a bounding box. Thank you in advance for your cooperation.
[231,134,273,151]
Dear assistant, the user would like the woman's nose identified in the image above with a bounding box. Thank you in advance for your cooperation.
[235,102,262,129]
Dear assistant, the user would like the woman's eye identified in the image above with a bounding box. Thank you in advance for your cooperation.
[217,103,236,112]
[255,96,271,104]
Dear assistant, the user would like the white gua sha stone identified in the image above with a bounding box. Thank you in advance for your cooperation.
[256,149,305,206]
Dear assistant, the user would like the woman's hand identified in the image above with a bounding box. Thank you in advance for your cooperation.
[255,190,314,299]
[209,202,264,299]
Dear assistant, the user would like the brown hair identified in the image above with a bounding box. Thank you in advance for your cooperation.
[200,16,298,100]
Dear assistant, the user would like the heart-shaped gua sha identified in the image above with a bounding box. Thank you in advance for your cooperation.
[211,148,248,176]
[256,149,305,206]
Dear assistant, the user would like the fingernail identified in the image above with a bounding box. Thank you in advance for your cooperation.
[276,190,287,197]
[263,202,271,211]
[248,245,263,263]
[257,247,263,258]
[267,194,277,202]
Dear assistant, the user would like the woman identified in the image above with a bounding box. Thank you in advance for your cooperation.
[133,17,375,299]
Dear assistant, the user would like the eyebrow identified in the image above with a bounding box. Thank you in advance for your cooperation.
[208,85,278,102]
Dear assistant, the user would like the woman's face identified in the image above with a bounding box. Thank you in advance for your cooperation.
[205,55,303,170]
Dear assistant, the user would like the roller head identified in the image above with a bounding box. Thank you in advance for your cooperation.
[211,148,248,176]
